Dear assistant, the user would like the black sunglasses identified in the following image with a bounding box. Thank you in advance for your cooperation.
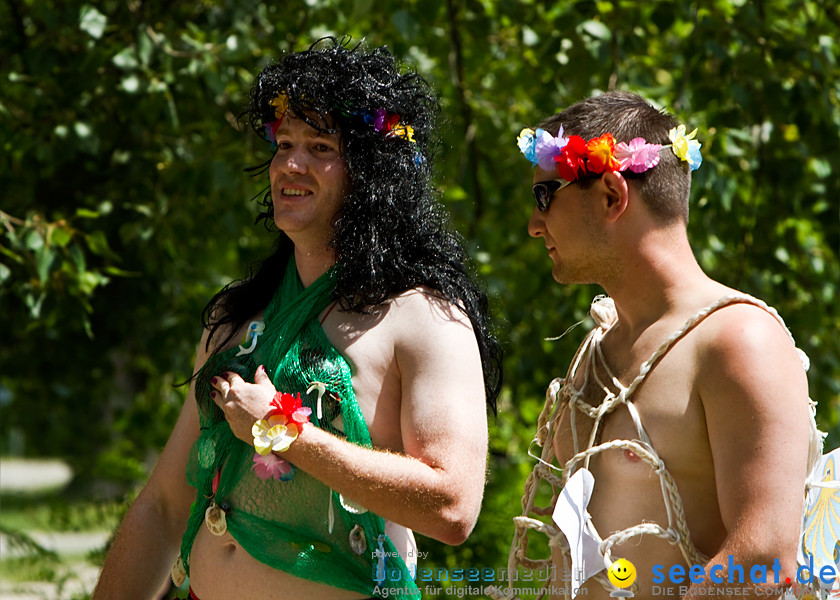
[531,179,573,212]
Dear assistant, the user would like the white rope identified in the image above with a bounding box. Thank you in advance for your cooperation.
[506,294,814,594]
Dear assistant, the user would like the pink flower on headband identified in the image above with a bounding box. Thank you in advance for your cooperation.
[615,138,663,173]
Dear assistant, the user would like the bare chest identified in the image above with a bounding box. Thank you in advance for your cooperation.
[551,332,724,557]
[554,329,706,475]
[320,306,404,452]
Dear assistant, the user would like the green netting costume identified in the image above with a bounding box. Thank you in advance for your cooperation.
[173,257,418,597]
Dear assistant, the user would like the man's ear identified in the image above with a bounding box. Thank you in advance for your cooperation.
[600,171,629,223]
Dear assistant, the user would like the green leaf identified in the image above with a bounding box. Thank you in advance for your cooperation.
[121,75,141,93]
[85,231,112,257]
[24,230,44,252]
[35,246,53,284]
[112,48,139,70]
[75,208,100,219]
[137,28,153,66]
[74,121,92,139]
[79,5,108,40]
[580,20,611,41]
[50,227,72,248]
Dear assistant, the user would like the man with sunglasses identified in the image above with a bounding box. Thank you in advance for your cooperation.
[508,91,819,600]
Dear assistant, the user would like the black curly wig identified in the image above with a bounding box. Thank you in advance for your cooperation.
[203,37,502,410]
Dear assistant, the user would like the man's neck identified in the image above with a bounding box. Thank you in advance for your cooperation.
[293,245,336,288]
[600,227,719,336]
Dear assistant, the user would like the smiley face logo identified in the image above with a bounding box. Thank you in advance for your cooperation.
[607,558,637,589]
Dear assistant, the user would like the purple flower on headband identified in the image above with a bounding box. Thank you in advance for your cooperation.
[535,126,569,171]
[373,108,388,133]
[615,138,663,173]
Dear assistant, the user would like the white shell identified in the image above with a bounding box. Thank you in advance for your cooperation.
[204,502,227,536]
[348,524,367,555]
[170,555,186,587]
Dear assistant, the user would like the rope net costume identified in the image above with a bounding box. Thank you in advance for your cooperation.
[501,294,823,598]
[172,258,417,597]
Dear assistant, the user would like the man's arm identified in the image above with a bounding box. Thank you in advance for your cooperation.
[215,291,489,545]
[680,304,811,599]
[91,332,208,599]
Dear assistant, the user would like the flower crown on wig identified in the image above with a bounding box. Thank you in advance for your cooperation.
[262,92,416,150]
[517,124,702,181]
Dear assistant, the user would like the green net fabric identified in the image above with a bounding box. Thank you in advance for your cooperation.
[177,258,418,597]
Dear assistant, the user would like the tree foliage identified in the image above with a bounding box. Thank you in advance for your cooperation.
[2,0,838,590]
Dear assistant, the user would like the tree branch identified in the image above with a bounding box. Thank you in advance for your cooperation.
[446,0,484,234]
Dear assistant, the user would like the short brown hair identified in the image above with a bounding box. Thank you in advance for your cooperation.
[538,91,692,223]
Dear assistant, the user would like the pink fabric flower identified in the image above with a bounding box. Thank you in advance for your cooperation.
[252,452,292,481]
[615,138,663,173]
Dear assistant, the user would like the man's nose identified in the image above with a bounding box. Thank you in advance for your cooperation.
[278,147,307,174]
[527,206,545,238]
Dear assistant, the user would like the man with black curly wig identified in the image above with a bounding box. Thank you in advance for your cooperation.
[92,38,502,600]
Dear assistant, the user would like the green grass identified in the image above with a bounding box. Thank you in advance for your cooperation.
[0,557,97,600]
[0,491,126,534]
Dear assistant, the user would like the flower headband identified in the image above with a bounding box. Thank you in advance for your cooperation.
[262,92,416,149]
[517,124,702,182]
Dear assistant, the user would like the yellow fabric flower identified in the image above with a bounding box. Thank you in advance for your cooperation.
[668,125,701,167]
[269,92,289,120]
[392,124,416,142]
[252,414,298,455]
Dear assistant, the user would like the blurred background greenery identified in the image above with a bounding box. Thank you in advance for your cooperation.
[1,0,838,598]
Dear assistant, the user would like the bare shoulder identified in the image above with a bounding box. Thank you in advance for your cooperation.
[387,287,475,330]
[379,288,477,360]
[697,300,802,367]
[695,299,808,411]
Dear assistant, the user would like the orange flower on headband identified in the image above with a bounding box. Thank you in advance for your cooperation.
[586,133,620,173]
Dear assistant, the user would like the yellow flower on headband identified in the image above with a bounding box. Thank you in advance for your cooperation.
[668,125,702,169]
[269,92,289,120]
[391,124,416,142]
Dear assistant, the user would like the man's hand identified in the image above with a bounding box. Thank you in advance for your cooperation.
[210,366,277,444]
